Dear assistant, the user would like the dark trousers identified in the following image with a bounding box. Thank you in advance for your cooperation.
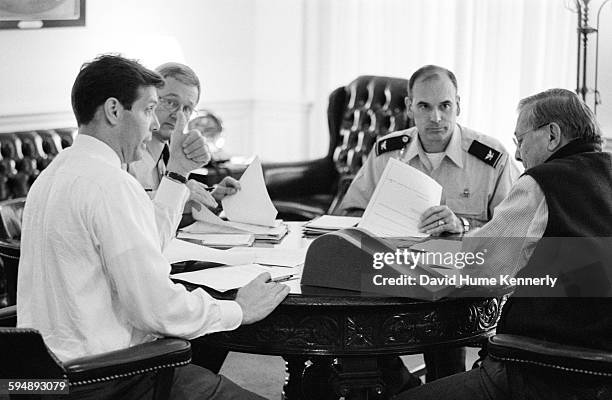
[51,364,265,400]
[190,337,230,374]
[423,347,466,382]
[392,357,612,400]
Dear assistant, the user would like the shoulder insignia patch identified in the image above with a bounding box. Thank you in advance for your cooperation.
[376,134,411,156]
[468,140,502,167]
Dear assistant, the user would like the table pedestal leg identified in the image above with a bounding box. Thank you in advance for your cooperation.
[283,356,337,400]
[331,358,386,400]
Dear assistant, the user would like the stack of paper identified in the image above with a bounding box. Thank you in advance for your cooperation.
[182,215,288,243]
[177,232,255,249]
[183,156,288,243]
[358,158,442,237]
[302,215,361,237]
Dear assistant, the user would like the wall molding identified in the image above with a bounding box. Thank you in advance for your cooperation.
[0,99,316,161]
[0,111,76,133]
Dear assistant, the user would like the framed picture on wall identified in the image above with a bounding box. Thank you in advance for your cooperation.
[0,0,85,29]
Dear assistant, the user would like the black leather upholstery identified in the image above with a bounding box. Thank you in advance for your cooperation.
[0,198,23,307]
[488,334,612,377]
[0,129,75,201]
[263,76,412,220]
[0,306,192,397]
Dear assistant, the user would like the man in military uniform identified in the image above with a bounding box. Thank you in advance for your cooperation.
[338,65,520,384]
[338,65,519,236]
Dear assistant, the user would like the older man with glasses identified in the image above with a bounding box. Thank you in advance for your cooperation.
[393,88,612,400]
[129,62,240,212]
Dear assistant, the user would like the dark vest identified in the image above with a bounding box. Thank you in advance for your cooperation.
[497,140,612,351]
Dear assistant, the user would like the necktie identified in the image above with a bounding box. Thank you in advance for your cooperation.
[157,144,170,179]
[161,144,170,167]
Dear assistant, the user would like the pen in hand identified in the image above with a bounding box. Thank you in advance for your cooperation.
[271,275,299,283]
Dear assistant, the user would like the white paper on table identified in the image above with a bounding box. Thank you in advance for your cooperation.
[188,206,247,234]
[221,156,278,227]
[176,232,255,247]
[226,247,307,267]
[182,219,286,240]
[304,215,361,230]
[171,263,300,292]
[163,238,255,265]
[358,158,442,237]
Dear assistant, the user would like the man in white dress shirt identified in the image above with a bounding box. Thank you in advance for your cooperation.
[17,54,288,399]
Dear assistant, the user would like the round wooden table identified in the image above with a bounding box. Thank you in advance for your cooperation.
[202,285,503,400]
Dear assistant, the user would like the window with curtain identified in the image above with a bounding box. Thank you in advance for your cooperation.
[303,0,576,158]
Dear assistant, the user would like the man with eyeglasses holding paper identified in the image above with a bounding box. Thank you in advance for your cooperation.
[392,89,612,399]
[129,62,240,212]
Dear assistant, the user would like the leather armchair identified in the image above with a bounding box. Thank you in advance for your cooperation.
[0,198,23,307]
[0,305,192,399]
[0,195,194,398]
[488,334,612,377]
[263,76,412,220]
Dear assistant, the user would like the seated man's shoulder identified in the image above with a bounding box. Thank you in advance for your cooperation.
[374,127,417,157]
[460,126,508,168]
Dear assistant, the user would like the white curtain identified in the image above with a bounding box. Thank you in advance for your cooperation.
[304,0,576,157]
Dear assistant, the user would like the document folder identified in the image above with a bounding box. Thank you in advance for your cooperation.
[301,228,456,301]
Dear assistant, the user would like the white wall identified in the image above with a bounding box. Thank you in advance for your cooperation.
[0,0,314,162]
[1,1,610,159]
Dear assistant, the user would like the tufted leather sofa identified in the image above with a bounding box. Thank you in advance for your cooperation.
[0,128,76,203]
[264,75,413,220]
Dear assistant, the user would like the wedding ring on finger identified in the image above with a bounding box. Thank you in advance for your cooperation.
[438,219,445,227]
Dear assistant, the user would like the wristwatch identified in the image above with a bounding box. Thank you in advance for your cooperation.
[164,171,187,184]
[459,217,470,233]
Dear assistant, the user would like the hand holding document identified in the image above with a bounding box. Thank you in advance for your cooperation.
[358,158,442,237]
[222,156,278,227]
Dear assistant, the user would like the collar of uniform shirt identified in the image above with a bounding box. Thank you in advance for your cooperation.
[403,124,463,168]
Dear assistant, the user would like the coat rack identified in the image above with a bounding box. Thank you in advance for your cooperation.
[574,0,611,114]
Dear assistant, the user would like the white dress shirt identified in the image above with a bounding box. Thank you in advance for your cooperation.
[17,134,242,362]
[128,136,166,199]
[462,175,548,277]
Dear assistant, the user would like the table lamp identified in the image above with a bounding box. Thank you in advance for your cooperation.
[188,110,230,163]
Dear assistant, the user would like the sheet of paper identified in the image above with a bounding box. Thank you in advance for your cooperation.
[163,238,255,265]
[176,232,255,247]
[171,264,300,292]
[192,205,227,225]
[304,215,361,230]
[410,239,462,254]
[358,158,442,237]
[222,156,278,227]
[227,247,307,268]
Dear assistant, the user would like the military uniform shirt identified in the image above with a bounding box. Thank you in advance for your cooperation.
[338,124,520,227]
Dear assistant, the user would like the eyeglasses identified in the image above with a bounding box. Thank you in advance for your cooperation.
[513,123,549,149]
[157,96,197,117]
